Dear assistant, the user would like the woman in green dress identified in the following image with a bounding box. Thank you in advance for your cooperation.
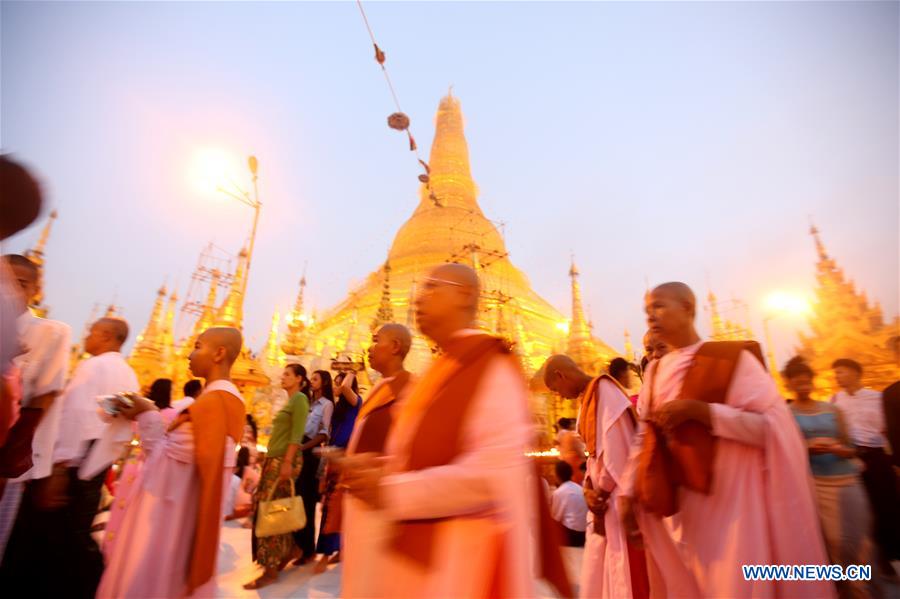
[244,364,310,590]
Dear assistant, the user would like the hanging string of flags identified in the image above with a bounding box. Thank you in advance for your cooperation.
[355,0,441,207]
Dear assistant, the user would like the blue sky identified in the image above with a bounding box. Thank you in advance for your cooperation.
[2,1,897,365]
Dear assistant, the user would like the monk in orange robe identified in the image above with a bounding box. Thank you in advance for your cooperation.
[97,327,246,598]
[342,263,571,598]
[339,323,415,598]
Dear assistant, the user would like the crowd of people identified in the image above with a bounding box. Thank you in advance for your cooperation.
[0,151,898,599]
[542,284,900,599]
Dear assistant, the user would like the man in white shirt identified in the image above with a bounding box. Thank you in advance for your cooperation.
[172,379,202,413]
[0,254,70,566]
[46,318,137,597]
[831,358,900,565]
[550,460,587,547]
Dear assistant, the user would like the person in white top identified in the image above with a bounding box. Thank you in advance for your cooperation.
[45,318,138,597]
[0,254,70,566]
[550,460,588,547]
[831,358,900,567]
[172,379,202,414]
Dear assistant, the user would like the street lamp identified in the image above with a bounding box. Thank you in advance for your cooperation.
[216,155,261,300]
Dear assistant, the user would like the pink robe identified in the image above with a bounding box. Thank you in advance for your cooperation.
[102,407,179,561]
[579,379,639,599]
[97,409,236,598]
[377,331,539,598]
[626,342,833,598]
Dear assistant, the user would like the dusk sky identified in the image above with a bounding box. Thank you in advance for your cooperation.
[2,1,897,365]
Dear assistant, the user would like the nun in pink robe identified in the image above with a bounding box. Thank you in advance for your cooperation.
[578,377,643,599]
[97,381,239,599]
[623,342,835,598]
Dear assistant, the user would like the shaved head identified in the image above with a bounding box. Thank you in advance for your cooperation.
[431,262,480,292]
[430,262,481,315]
[377,323,412,358]
[645,281,699,348]
[95,317,129,343]
[200,327,242,363]
[543,354,581,385]
[542,354,590,399]
[651,282,696,317]
[415,262,482,345]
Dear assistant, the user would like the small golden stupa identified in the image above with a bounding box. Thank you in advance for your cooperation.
[128,284,171,390]
[797,225,900,396]
[131,247,270,400]
[23,210,58,318]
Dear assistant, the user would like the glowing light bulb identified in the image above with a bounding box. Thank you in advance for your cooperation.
[188,147,242,196]
[763,291,811,316]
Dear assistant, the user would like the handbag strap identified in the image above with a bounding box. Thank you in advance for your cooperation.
[265,465,297,502]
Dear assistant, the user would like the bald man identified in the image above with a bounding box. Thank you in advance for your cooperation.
[343,264,571,598]
[98,327,246,599]
[7,318,141,597]
[619,283,832,598]
[543,355,648,599]
[339,324,415,597]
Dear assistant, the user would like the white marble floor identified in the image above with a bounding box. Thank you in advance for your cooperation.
[210,521,585,598]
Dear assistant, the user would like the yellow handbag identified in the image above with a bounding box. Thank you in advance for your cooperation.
[255,479,306,538]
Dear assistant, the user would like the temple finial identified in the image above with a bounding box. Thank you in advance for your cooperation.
[809,217,828,260]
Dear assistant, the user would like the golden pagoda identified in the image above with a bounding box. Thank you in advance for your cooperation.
[566,257,618,372]
[159,289,178,374]
[707,291,754,342]
[23,210,57,317]
[303,94,576,382]
[212,248,270,396]
[281,275,310,361]
[128,284,168,390]
[797,224,900,396]
[263,311,285,368]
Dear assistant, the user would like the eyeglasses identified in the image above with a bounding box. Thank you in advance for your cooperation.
[421,276,467,288]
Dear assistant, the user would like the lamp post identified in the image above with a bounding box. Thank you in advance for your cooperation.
[761,315,779,374]
[217,155,261,300]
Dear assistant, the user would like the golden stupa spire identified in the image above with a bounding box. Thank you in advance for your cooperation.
[810,220,828,261]
[282,274,308,357]
[264,310,284,367]
[215,248,247,329]
[192,269,221,338]
[23,210,58,317]
[567,257,599,371]
[422,94,478,212]
[158,289,178,376]
[389,94,509,267]
[624,329,634,362]
[128,284,168,389]
[27,210,58,258]
[371,259,395,332]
